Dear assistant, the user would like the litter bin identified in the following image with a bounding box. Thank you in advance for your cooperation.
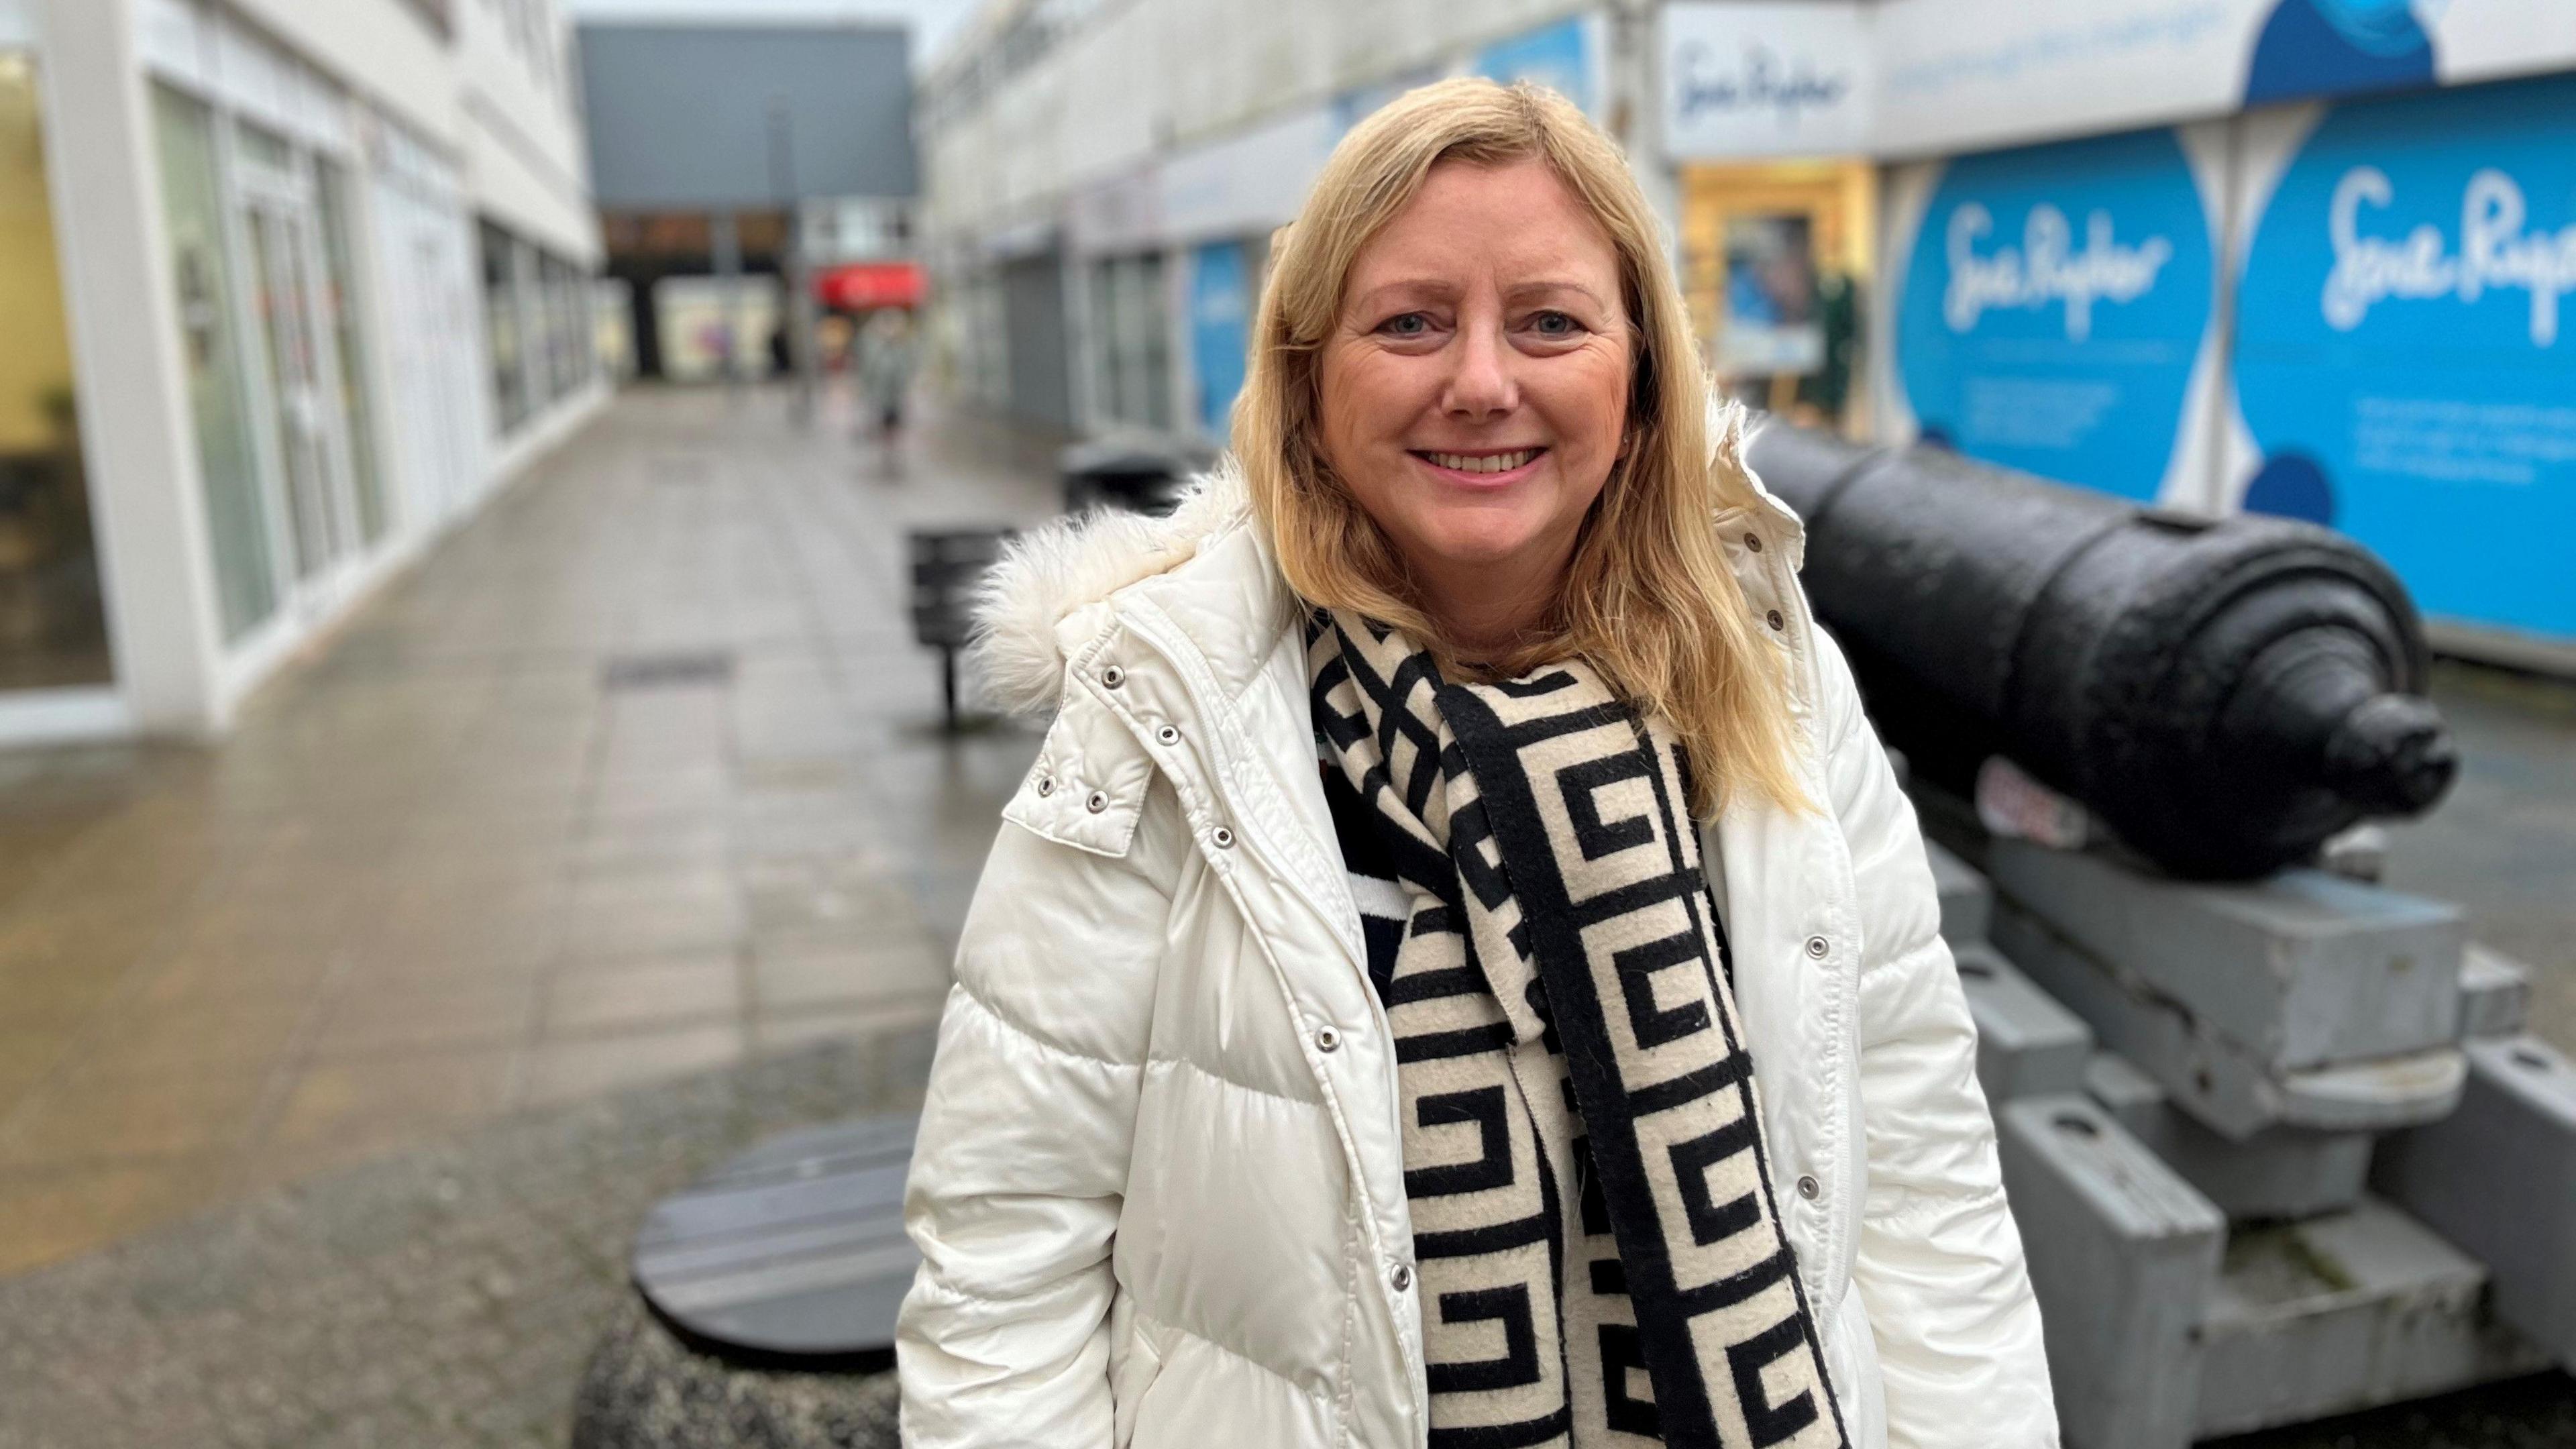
[1059,436,1212,518]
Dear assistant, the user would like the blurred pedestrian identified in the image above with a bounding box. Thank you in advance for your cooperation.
[900,78,2054,1448]
[856,307,916,474]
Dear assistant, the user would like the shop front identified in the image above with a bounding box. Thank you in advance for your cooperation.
[0,45,112,714]
[1186,237,1258,442]
[0,0,600,745]
[1661,3,1878,433]
[1677,159,1874,429]
[144,30,413,679]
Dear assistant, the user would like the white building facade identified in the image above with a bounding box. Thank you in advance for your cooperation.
[919,0,1635,443]
[922,0,2576,664]
[0,0,602,745]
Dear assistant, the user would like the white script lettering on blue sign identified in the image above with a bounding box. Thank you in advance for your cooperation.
[1942,203,2174,341]
[2323,166,2576,345]
[1671,40,1851,131]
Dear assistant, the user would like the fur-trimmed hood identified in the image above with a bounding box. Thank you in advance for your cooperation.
[970,461,1258,718]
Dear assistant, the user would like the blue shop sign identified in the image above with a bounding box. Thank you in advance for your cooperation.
[1896,129,2214,502]
[2237,71,2576,641]
[1189,240,1252,441]
[1476,17,1595,117]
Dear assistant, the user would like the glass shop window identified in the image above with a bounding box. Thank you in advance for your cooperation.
[0,55,112,686]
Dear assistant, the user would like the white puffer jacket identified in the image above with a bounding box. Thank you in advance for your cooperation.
[898,455,2058,1449]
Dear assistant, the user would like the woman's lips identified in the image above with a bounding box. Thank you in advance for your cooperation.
[1409,447,1549,486]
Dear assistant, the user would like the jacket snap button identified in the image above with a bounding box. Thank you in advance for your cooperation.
[1211,826,1234,849]
[1155,724,1180,745]
[1036,775,1055,797]
[1745,532,1763,553]
[1390,1265,1412,1291]
[1766,609,1786,632]
[1797,1174,1821,1200]
[1314,1025,1341,1053]
[1086,790,1109,814]
[1805,935,1830,961]
[1099,664,1126,688]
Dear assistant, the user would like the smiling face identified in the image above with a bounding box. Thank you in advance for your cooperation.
[1316,158,1633,646]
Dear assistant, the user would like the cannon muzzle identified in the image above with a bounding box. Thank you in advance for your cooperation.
[1743,423,2457,879]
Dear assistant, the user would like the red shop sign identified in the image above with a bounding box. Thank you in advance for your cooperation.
[817,262,924,310]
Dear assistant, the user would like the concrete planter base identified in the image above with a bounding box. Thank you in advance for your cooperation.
[572,1293,901,1449]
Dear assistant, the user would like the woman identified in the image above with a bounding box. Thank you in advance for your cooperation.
[900,78,2055,1449]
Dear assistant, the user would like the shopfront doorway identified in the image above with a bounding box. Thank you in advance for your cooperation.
[233,125,365,611]
[1679,160,1878,433]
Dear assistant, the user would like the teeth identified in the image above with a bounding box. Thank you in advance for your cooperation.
[1429,449,1538,474]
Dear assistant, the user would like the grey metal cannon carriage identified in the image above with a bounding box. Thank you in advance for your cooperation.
[1745,422,2575,1447]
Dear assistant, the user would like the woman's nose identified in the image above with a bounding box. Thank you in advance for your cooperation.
[1441,320,1518,419]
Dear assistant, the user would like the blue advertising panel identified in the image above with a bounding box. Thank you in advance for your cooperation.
[1476,17,1595,117]
[2236,71,2576,640]
[2243,0,2438,107]
[1189,240,1252,441]
[1895,129,2215,502]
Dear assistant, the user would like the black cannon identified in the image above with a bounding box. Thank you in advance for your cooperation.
[1743,423,2457,880]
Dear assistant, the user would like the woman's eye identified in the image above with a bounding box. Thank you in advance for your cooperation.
[1527,311,1582,337]
[1378,313,1432,337]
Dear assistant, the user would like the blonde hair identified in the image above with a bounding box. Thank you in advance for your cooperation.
[1235,77,1806,816]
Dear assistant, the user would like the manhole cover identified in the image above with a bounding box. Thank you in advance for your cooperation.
[602,650,736,691]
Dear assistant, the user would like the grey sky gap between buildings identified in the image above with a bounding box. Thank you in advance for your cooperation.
[576,23,918,209]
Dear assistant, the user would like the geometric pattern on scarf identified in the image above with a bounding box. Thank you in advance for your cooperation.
[1307,608,1847,1449]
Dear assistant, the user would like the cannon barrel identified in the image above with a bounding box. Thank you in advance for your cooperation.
[1743,423,2457,879]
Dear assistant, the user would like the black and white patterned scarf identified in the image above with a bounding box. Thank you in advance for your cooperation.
[1307,609,1845,1449]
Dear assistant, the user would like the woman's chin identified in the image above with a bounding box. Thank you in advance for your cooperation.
[1405,517,1559,574]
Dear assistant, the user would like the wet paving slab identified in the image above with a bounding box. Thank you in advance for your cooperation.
[0,386,1056,1277]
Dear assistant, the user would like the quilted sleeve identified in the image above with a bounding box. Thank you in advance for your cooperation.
[897,775,1187,1448]
[1815,627,2060,1449]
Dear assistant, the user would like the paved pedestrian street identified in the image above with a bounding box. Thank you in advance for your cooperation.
[0,384,2571,1449]
[0,386,1055,1277]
